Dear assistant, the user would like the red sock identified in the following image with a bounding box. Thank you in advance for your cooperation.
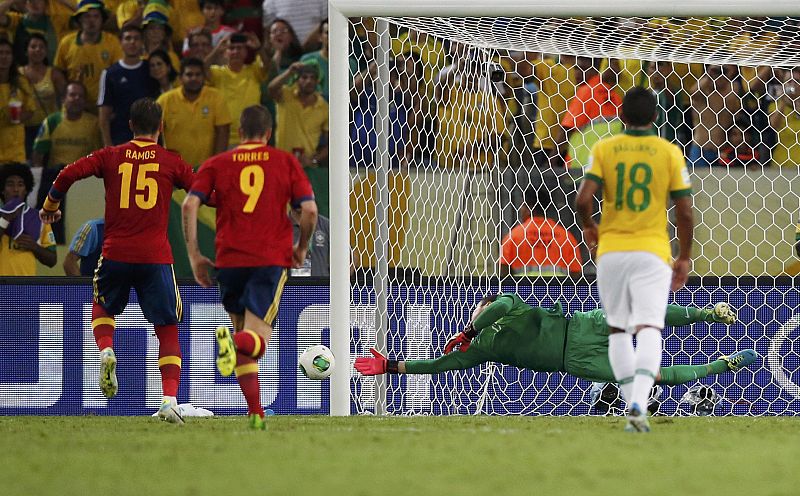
[91,303,115,351]
[234,330,266,359]
[155,324,181,397]
[235,354,263,417]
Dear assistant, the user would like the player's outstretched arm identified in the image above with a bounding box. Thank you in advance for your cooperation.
[664,303,736,326]
[181,194,214,287]
[354,347,487,376]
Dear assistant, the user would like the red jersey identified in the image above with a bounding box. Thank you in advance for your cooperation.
[190,142,314,268]
[50,139,194,264]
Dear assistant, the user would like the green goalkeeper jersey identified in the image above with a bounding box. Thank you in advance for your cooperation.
[404,293,571,374]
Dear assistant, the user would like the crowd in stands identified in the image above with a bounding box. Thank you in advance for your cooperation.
[2,9,800,277]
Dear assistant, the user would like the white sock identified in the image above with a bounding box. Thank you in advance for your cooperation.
[608,333,636,404]
[162,395,177,407]
[631,327,662,412]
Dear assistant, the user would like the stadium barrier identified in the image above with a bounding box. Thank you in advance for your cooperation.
[1,277,798,416]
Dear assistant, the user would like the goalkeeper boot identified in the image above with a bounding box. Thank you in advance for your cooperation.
[248,413,266,431]
[157,397,185,425]
[99,347,118,398]
[624,403,650,433]
[721,349,758,372]
[215,325,236,377]
[711,302,736,324]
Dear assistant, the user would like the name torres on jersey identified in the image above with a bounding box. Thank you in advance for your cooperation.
[232,151,270,162]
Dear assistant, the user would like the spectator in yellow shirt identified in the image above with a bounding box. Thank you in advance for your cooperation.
[141,0,180,69]
[0,162,56,275]
[20,33,66,159]
[267,61,328,167]
[207,31,271,147]
[0,39,35,164]
[54,0,122,107]
[157,57,230,167]
[31,81,99,242]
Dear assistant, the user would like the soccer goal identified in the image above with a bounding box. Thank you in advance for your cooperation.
[328,1,800,416]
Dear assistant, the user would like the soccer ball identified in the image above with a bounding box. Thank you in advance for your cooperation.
[299,345,335,380]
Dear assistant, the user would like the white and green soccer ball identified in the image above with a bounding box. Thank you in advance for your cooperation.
[299,345,335,380]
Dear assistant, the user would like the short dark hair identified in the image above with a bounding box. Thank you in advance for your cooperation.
[187,28,212,45]
[129,98,162,135]
[65,80,87,96]
[119,24,142,38]
[229,32,248,44]
[0,162,34,199]
[621,86,657,127]
[180,57,205,75]
[199,0,223,8]
[239,105,273,139]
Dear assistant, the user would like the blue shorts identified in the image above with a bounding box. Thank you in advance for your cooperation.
[93,257,182,325]
[216,266,287,324]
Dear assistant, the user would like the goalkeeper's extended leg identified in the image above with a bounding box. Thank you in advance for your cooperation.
[664,303,736,327]
[657,349,758,385]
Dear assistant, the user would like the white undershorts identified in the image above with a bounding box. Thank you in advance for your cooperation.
[596,251,672,333]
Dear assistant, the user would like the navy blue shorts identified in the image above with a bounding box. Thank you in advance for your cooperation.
[216,266,287,324]
[93,257,182,325]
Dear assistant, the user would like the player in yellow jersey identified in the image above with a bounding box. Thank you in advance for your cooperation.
[575,86,694,433]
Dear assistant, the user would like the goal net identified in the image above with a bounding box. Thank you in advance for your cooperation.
[344,14,800,416]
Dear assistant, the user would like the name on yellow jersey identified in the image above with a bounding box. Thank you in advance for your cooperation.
[612,143,658,157]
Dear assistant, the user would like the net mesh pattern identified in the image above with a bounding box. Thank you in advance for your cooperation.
[345,16,800,416]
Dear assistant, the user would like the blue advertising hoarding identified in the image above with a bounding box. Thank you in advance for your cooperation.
[1,281,799,416]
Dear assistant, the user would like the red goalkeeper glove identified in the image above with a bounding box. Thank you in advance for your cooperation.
[444,323,479,353]
[354,348,399,376]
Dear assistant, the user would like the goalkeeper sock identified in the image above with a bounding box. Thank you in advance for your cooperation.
[657,360,730,385]
[631,327,662,411]
[235,354,264,417]
[664,305,708,326]
[91,303,115,351]
[233,330,266,359]
[155,324,181,397]
[608,332,636,403]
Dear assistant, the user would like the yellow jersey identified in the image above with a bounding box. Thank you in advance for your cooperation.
[0,80,36,163]
[769,100,800,167]
[274,85,328,159]
[0,224,56,276]
[157,85,232,168]
[586,129,692,264]
[208,59,268,146]
[54,31,123,106]
[532,57,576,151]
[33,110,101,167]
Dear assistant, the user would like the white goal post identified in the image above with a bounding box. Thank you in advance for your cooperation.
[327,0,800,417]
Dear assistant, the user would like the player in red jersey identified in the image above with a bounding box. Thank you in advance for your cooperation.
[182,105,317,430]
[40,98,194,424]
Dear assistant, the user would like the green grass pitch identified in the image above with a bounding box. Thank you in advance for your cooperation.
[1,415,798,496]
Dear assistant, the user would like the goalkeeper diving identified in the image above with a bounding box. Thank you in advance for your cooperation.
[354,293,757,385]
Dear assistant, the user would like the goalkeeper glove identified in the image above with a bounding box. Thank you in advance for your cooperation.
[354,348,399,376]
[444,323,479,353]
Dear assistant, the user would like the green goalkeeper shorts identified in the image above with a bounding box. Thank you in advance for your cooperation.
[563,309,616,383]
